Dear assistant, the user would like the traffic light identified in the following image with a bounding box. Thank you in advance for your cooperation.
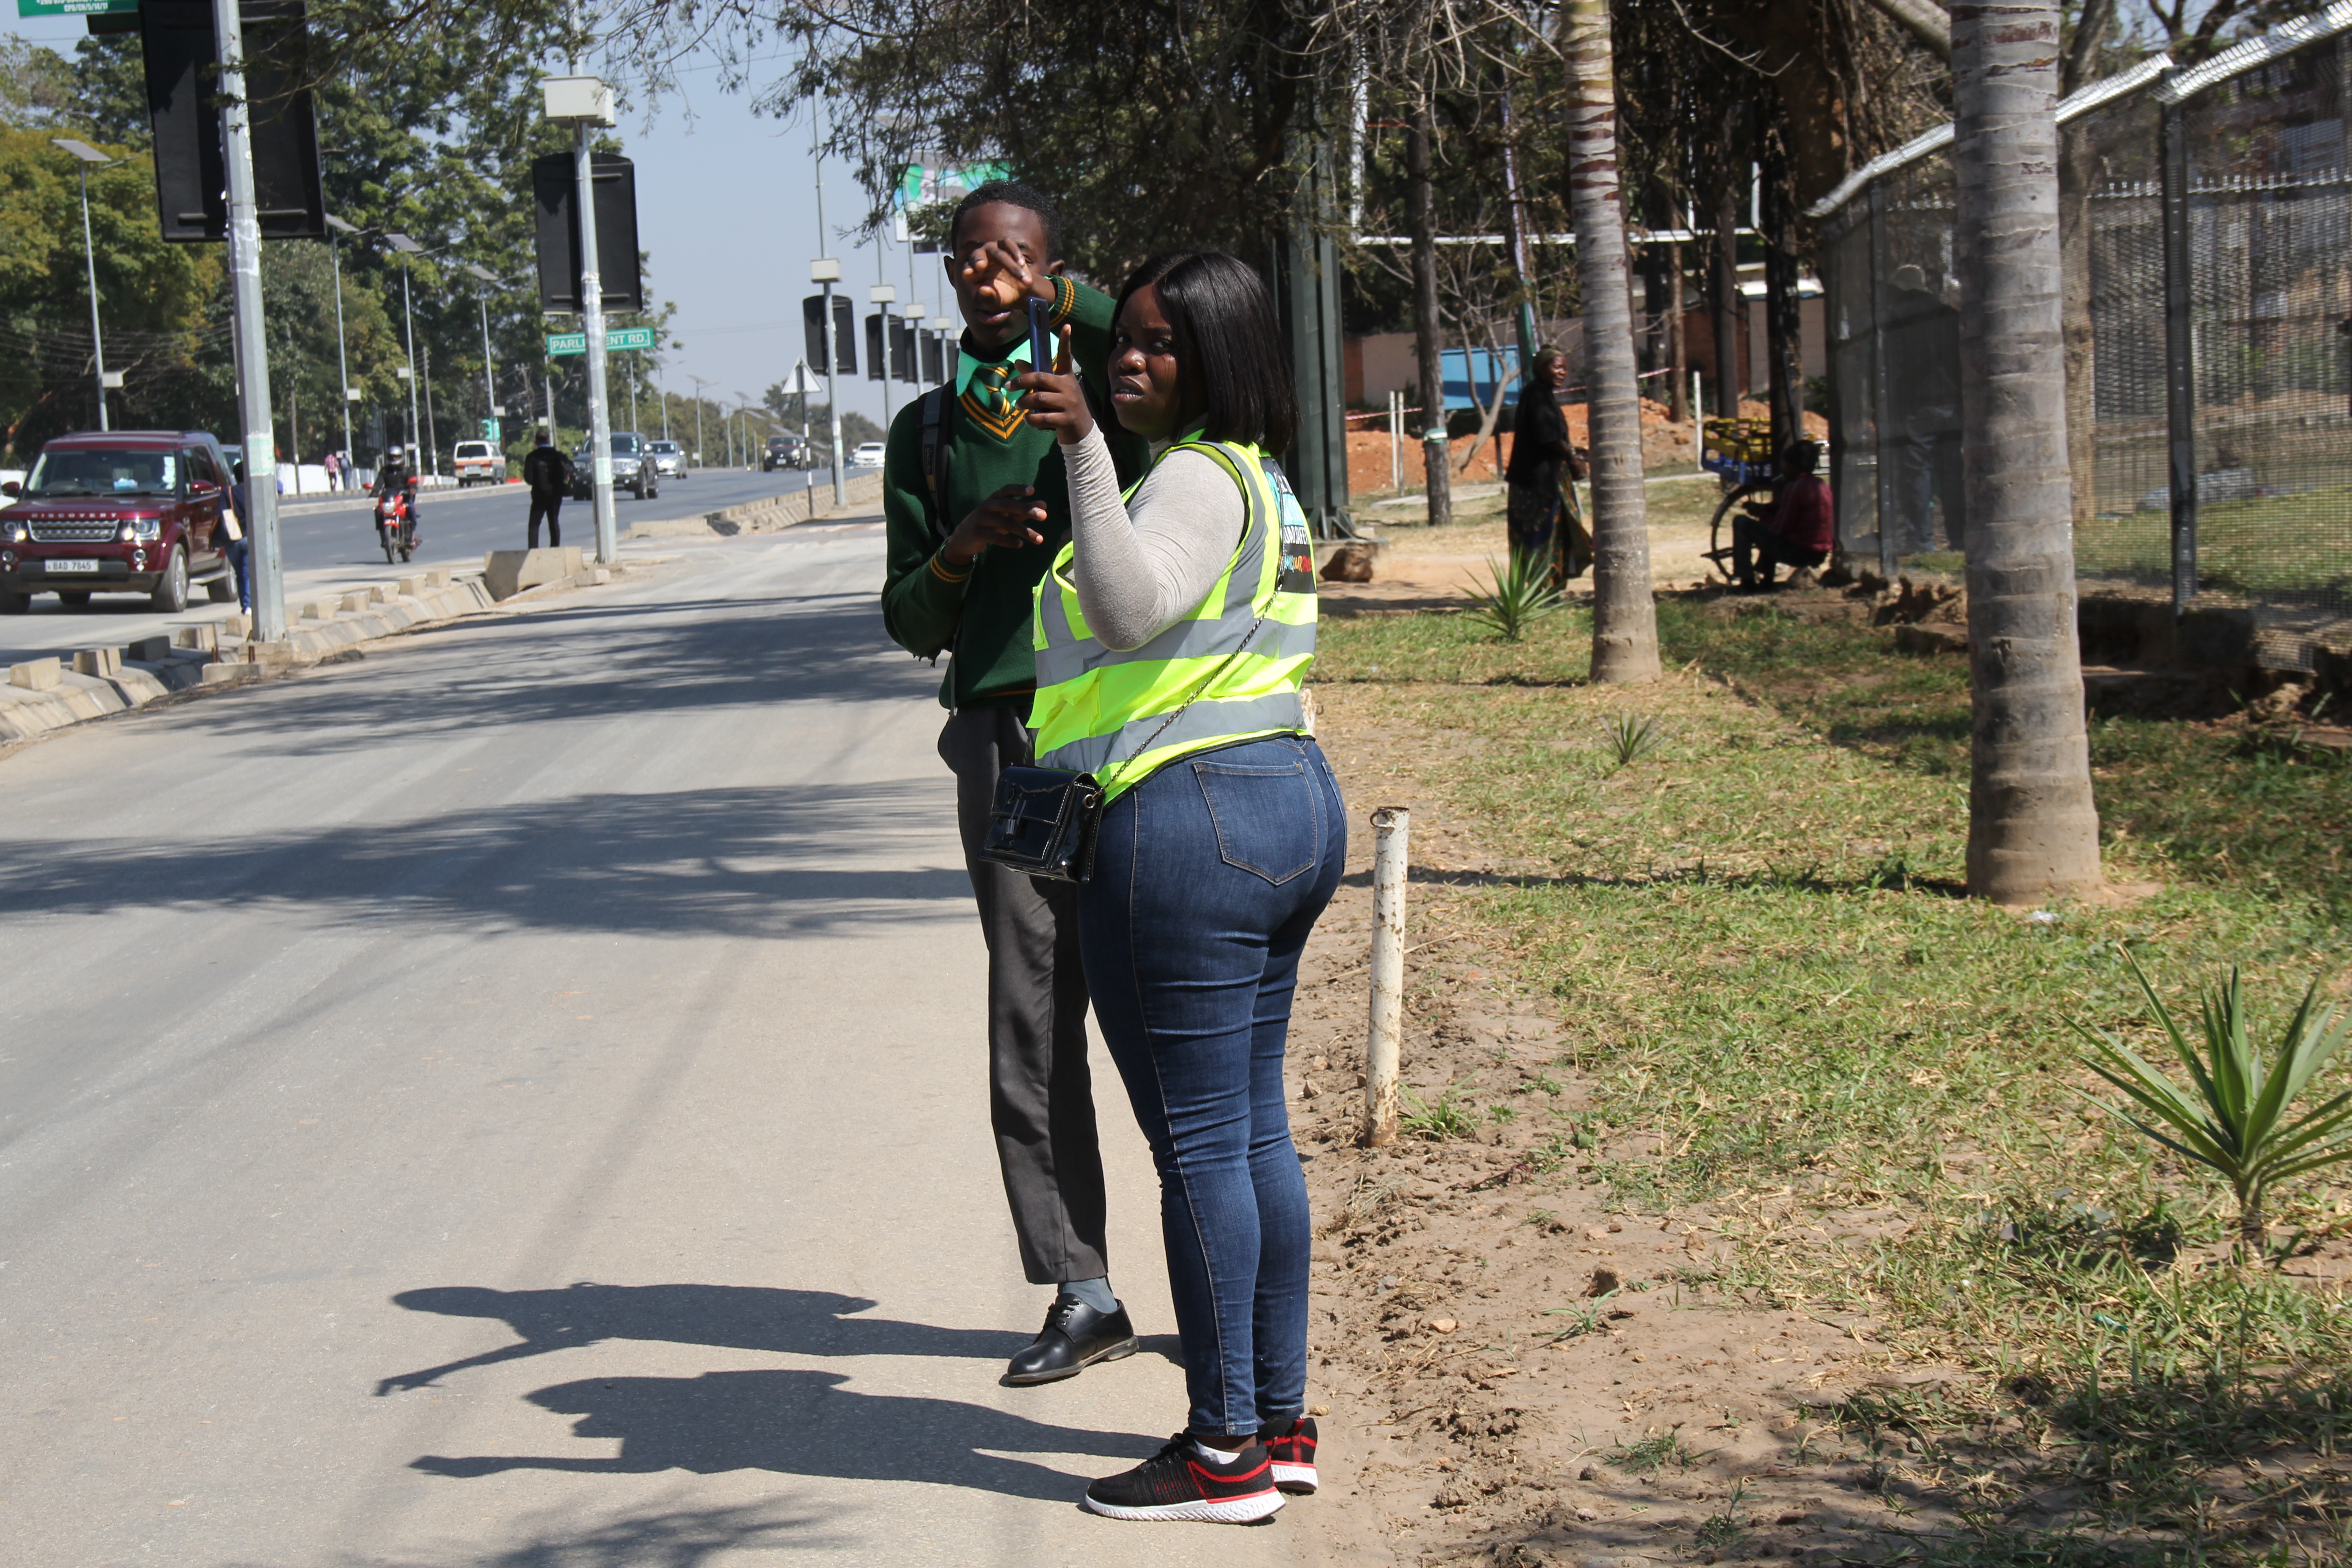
[803,295,855,376]
[531,154,643,313]
[141,0,325,242]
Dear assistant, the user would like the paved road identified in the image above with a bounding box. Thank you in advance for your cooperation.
[0,468,844,669]
[0,520,1306,1567]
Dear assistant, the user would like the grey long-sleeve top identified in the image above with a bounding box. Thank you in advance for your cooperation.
[1062,426,1246,651]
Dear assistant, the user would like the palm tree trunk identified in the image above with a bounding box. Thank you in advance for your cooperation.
[1952,1,2103,902]
[1560,0,1659,684]
[1408,88,1451,529]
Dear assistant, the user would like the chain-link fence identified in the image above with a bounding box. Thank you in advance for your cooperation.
[1815,9,2352,672]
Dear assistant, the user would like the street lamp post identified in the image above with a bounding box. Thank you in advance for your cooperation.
[385,232,427,467]
[462,262,500,445]
[323,215,359,486]
[209,0,284,641]
[53,138,113,432]
[688,372,711,472]
[811,95,848,505]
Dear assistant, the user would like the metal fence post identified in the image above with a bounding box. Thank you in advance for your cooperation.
[1362,807,1409,1147]
[2160,98,2198,616]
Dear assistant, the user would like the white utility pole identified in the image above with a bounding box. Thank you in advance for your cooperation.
[210,2,283,640]
[54,139,113,432]
[463,262,500,444]
[324,215,358,485]
[386,233,426,461]
[812,94,848,505]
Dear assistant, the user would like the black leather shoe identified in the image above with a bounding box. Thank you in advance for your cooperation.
[1002,1294,1140,1387]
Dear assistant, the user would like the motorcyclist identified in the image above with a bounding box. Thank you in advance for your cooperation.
[374,445,421,548]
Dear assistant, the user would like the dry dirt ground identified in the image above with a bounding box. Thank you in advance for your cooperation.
[1280,516,1973,1568]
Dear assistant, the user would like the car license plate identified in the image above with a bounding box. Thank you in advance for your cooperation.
[46,558,99,573]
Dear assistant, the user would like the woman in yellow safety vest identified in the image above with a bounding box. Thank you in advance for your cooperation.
[1016,251,1343,1525]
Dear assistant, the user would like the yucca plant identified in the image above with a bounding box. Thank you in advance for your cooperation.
[2074,947,2352,1257]
[1602,711,1666,771]
[1463,552,1564,641]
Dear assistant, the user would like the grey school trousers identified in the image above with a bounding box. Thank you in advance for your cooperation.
[938,704,1110,1286]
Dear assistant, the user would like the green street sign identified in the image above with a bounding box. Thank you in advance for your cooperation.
[17,0,140,16]
[545,327,656,357]
[480,418,502,441]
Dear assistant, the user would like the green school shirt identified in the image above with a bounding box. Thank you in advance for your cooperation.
[879,275,1147,710]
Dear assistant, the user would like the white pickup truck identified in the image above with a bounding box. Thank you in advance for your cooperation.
[452,440,508,487]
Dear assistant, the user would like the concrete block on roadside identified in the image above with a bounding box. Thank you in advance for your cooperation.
[73,647,122,677]
[221,612,251,640]
[367,585,390,605]
[9,657,61,691]
[176,624,218,652]
[126,635,172,663]
[245,639,297,668]
[201,662,262,686]
[340,593,370,613]
[426,567,452,589]
[396,575,424,598]
[483,546,583,602]
[300,600,333,621]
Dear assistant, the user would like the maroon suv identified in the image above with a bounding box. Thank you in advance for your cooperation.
[0,430,237,615]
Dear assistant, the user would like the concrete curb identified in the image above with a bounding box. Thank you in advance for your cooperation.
[0,562,622,753]
[626,470,884,541]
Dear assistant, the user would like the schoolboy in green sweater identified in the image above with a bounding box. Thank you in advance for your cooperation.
[879,182,1148,1388]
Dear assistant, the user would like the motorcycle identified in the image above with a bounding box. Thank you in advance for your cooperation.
[374,487,417,564]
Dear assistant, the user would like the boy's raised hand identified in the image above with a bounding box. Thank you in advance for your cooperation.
[956,239,1058,311]
[1015,327,1092,447]
[943,483,1049,568]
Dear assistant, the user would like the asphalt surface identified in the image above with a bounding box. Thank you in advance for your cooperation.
[0,520,1305,1567]
[268,466,847,576]
[0,467,847,669]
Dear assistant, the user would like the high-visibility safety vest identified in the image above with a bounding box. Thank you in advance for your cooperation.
[1030,438,1318,802]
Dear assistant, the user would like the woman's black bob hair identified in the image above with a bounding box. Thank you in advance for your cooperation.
[1113,251,1295,452]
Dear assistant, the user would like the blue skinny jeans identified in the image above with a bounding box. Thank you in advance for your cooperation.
[1078,734,1346,1437]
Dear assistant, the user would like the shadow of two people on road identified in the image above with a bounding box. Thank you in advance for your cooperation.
[382,1282,1167,1503]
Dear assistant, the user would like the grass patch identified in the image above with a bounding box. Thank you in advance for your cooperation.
[1313,588,2352,1563]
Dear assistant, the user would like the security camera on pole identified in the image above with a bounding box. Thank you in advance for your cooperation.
[543,73,619,565]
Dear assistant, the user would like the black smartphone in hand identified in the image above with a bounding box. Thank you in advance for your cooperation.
[1026,297,1052,376]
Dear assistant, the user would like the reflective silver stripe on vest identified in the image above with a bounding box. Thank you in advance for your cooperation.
[1039,690,1307,776]
[1038,602,1315,687]
[1032,440,1277,689]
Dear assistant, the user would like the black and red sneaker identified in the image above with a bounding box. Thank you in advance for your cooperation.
[1259,1415,1319,1494]
[1082,1435,1284,1523]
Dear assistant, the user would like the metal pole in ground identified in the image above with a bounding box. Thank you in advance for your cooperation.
[211,0,283,642]
[1362,806,1410,1147]
[575,119,617,566]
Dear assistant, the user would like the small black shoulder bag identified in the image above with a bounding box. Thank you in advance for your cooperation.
[981,607,1271,885]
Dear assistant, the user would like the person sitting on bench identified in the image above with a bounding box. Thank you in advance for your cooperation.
[1734,441,1833,590]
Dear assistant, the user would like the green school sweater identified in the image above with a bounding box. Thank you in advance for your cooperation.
[879,275,1147,710]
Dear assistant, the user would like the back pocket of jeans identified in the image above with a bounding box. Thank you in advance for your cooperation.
[1194,757,1316,885]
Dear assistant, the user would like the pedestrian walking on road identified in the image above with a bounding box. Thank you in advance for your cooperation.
[523,433,571,549]
[323,450,341,492]
[880,182,1152,1390]
[1017,251,1342,1525]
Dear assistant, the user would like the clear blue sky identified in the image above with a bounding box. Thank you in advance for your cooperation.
[4,14,930,434]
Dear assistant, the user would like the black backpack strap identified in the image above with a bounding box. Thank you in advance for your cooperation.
[918,385,953,543]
